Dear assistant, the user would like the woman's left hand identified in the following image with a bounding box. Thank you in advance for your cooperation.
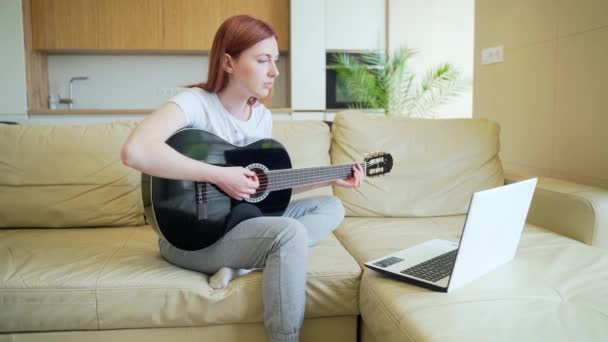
[333,163,365,189]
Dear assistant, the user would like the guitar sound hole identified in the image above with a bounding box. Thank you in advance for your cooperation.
[245,163,271,203]
[251,168,269,197]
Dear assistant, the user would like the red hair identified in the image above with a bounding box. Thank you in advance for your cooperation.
[189,15,278,105]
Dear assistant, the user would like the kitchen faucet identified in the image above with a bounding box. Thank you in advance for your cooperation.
[59,76,89,109]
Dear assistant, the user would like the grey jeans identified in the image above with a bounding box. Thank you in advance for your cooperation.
[158,195,345,342]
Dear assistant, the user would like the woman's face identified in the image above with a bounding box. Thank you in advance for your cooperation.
[226,37,280,99]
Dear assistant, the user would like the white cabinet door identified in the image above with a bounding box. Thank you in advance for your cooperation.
[271,112,292,121]
[290,0,326,110]
[325,0,386,51]
[290,0,387,111]
[291,111,326,121]
[1,0,27,116]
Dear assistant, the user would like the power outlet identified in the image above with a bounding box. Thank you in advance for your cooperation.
[169,87,182,96]
[156,87,183,97]
[481,45,504,65]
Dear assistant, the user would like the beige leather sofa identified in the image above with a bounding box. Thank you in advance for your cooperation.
[1,112,607,341]
[331,113,608,341]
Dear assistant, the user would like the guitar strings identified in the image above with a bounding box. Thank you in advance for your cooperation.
[205,162,368,189]
[198,169,358,201]
[169,158,387,202]
[209,162,367,188]
[185,161,377,202]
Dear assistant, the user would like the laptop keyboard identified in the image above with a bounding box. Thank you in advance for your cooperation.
[400,249,458,282]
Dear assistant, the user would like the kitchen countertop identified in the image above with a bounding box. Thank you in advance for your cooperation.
[28,108,299,115]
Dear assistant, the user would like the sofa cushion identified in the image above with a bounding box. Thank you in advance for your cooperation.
[330,111,504,217]
[0,121,144,228]
[272,120,333,200]
[0,225,360,332]
[334,217,608,341]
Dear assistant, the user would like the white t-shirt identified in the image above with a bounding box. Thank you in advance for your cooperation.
[168,88,273,146]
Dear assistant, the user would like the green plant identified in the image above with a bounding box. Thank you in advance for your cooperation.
[330,47,466,117]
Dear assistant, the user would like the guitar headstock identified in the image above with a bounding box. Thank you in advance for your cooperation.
[363,152,393,177]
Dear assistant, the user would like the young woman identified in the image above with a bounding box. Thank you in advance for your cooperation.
[121,15,363,342]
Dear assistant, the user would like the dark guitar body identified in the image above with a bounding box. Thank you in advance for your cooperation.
[141,128,292,251]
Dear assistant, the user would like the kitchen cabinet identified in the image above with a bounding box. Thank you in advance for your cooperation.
[98,0,163,50]
[162,0,220,51]
[31,0,162,51]
[31,0,99,50]
[290,0,325,110]
[224,0,289,51]
[164,0,289,51]
[289,0,386,111]
[31,0,289,51]
[291,111,326,121]
[325,0,385,51]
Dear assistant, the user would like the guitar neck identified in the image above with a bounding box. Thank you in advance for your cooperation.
[266,163,364,191]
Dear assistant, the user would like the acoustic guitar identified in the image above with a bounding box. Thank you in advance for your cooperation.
[142,128,392,251]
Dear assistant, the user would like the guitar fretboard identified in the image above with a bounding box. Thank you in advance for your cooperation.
[266,163,363,191]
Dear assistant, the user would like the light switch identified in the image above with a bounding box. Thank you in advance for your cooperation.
[481,45,504,65]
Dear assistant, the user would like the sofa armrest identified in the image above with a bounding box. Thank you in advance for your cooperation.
[505,170,608,249]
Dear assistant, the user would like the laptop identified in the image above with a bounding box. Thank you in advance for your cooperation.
[364,178,538,292]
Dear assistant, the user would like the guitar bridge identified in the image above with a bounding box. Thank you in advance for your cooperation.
[195,182,208,220]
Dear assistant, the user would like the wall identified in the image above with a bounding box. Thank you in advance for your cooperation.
[388,0,475,118]
[474,0,608,189]
[0,0,27,118]
[47,54,289,110]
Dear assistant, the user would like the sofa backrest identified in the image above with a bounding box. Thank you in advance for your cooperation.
[331,111,504,217]
[0,113,500,227]
[0,119,333,229]
[272,120,334,200]
[0,121,145,228]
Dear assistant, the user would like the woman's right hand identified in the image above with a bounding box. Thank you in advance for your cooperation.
[211,166,259,201]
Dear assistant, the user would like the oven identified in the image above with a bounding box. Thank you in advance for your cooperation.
[325,51,381,109]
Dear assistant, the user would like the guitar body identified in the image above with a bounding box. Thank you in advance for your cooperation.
[142,128,292,251]
[142,128,393,251]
